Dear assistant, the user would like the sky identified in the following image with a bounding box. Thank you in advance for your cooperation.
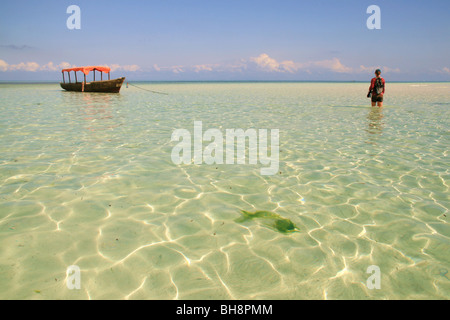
[0,0,449,81]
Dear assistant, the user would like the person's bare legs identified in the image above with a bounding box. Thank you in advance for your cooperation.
[377,101,383,108]
[372,101,376,107]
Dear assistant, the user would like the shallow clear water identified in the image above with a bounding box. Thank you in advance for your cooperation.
[0,82,449,299]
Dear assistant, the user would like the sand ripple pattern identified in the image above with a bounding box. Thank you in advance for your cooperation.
[0,82,449,299]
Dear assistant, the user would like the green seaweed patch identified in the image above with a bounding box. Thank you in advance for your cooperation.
[235,210,299,234]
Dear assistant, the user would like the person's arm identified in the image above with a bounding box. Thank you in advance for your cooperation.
[368,78,375,94]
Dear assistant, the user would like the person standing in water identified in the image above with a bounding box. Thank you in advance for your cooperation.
[368,69,385,107]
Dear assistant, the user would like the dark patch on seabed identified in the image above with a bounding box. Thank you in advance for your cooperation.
[235,210,300,234]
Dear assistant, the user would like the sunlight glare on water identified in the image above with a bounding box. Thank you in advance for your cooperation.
[0,82,449,299]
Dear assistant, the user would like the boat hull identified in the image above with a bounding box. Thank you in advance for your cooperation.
[60,77,125,93]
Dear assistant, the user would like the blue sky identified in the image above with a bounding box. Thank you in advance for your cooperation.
[0,0,449,81]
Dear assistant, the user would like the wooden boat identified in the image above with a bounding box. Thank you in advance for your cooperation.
[60,66,125,93]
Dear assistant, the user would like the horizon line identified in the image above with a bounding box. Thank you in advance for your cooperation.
[1,80,449,84]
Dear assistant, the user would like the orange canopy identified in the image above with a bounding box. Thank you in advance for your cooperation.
[62,66,111,75]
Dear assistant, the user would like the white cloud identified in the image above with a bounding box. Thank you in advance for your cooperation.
[123,65,140,72]
[40,62,58,71]
[40,62,75,71]
[247,54,355,74]
[311,58,353,73]
[441,67,450,74]
[249,54,301,73]
[0,60,140,72]
[108,64,140,72]
[246,54,354,74]
[192,60,247,73]
[0,59,8,72]
[170,66,184,74]
[107,64,121,72]
[58,62,73,70]
[358,65,401,74]
[0,56,403,77]
[193,64,215,73]
[8,61,40,72]
[250,53,282,72]
[382,66,401,73]
[245,54,401,75]
[280,60,301,73]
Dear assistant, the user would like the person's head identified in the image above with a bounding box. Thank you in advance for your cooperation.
[375,69,381,76]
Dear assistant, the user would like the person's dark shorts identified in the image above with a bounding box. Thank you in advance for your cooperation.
[371,94,383,103]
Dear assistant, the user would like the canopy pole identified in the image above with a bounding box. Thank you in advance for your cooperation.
[93,70,95,82]
[62,72,65,84]
[108,72,110,80]
[101,71,103,81]
[68,72,71,83]
[75,71,77,83]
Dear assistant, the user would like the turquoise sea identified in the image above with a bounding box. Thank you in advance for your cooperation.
[0,82,449,299]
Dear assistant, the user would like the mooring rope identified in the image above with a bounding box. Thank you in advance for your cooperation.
[126,82,169,95]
